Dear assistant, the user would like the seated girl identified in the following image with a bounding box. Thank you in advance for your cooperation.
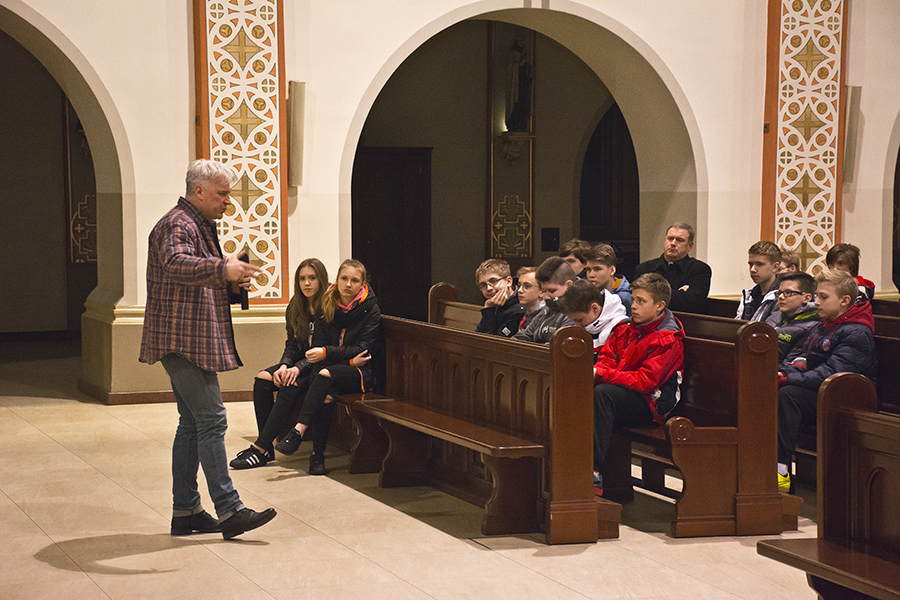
[275,259,381,475]
[230,258,329,470]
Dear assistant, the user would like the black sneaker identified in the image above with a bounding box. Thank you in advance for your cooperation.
[230,446,272,470]
[171,510,221,535]
[308,452,326,476]
[220,507,277,540]
[274,428,303,455]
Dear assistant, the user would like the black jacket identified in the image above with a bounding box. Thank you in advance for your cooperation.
[278,308,314,368]
[477,293,525,338]
[634,254,712,314]
[312,285,381,388]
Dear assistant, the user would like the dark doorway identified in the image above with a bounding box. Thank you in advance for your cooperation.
[352,147,432,321]
[579,103,640,277]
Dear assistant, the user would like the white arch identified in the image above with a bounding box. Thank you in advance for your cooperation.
[0,0,136,306]
[337,2,708,261]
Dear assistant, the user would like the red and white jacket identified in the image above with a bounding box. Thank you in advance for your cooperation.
[593,309,685,424]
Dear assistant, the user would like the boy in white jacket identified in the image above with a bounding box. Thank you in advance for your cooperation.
[558,279,628,357]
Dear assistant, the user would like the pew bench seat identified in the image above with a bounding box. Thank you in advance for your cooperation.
[758,538,900,600]
[337,392,551,536]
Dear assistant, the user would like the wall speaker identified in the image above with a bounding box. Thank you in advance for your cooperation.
[288,81,305,187]
[843,85,861,184]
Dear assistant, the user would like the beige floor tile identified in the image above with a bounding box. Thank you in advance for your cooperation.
[2,534,84,585]
[269,580,434,600]
[0,575,110,600]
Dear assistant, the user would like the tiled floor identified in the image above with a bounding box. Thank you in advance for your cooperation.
[0,340,818,599]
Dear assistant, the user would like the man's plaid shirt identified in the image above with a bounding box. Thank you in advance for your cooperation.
[139,197,242,372]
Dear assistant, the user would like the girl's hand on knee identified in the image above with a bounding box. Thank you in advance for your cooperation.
[272,364,288,386]
[282,366,300,386]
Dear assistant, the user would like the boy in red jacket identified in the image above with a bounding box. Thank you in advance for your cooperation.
[591,273,684,496]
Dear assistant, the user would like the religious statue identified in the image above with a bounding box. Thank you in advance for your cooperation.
[505,35,533,133]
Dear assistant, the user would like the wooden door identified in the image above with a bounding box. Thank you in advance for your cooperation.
[352,147,432,322]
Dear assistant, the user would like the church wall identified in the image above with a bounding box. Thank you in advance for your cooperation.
[7,0,900,396]
[0,30,67,332]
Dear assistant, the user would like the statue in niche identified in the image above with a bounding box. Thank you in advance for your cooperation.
[505,35,533,133]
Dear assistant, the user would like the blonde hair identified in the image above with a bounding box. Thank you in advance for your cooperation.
[816,269,858,303]
[475,258,511,282]
[286,258,328,343]
[321,259,368,322]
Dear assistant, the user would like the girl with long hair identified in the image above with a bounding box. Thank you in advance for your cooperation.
[275,259,381,475]
[230,258,330,470]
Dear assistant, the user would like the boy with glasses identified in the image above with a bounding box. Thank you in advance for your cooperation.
[774,271,819,362]
[475,259,525,337]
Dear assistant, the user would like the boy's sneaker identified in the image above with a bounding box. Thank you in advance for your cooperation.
[308,452,326,476]
[275,428,303,455]
[777,472,791,493]
[229,446,272,470]
[593,472,603,497]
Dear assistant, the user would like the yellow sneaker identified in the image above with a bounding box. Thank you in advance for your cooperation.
[777,472,791,493]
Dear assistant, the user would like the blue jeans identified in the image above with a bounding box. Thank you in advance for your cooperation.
[162,353,244,520]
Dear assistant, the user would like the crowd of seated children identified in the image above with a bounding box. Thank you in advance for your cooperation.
[774,271,819,362]
[826,243,875,301]
[230,258,332,471]
[474,258,524,338]
[777,249,799,273]
[515,266,544,331]
[559,238,591,280]
[272,259,381,476]
[776,269,877,493]
[634,222,711,314]
[736,241,782,326]
[558,279,627,358]
[584,243,632,316]
[514,256,576,343]
[590,273,685,496]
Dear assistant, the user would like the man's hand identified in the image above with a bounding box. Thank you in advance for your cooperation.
[485,284,512,308]
[306,347,325,363]
[225,253,261,284]
[678,285,690,292]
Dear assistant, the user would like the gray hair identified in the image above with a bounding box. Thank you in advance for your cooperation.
[185,159,239,197]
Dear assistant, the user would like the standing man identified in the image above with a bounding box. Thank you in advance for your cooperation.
[140,159,277,540]
[634,222,711,314]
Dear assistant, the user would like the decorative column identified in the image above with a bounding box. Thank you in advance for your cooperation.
[194,0,288,301]
[762,0,847,273]
[487,23,535,267]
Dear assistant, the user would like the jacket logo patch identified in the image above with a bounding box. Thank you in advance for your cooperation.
[822,337,831,352]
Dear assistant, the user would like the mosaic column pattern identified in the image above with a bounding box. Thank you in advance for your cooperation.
[773,0,845,273]
[196,0,287,300]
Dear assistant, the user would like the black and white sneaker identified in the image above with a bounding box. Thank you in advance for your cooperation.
[229,446,272,470]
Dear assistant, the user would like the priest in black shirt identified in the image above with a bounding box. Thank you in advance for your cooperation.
[634,222,711,314]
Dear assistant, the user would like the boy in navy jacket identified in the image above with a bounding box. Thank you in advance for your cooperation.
[777,269,877,492]
[591,273,684,496]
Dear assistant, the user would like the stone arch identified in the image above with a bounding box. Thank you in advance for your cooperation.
[0,1,136,392]
[339,2,707,261]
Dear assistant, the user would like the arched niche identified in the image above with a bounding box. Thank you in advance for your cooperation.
[338,2,707,262]
[1,1,135,393]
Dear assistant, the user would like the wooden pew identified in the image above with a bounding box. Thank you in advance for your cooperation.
[757,372,900,600]
[338,314,619,544]
[427,283,789,537]
[605,312,786,537]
